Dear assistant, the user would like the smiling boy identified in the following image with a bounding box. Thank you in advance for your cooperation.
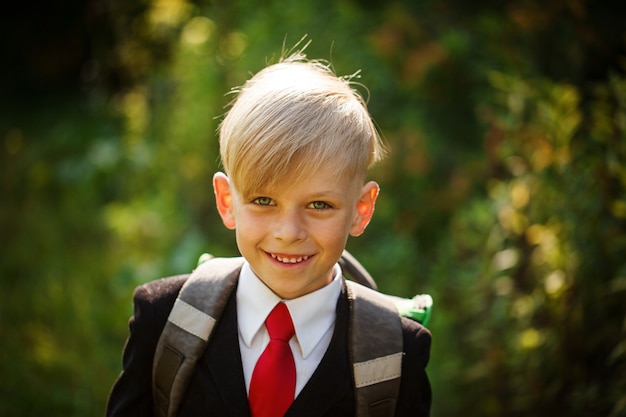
[213,168,378,300]
[107,50,431,417]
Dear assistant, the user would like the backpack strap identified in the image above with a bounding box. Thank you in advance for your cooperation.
[346,280,403,417]
[152,256,244,417]
[339,250,432,326]
[339,250,379,290]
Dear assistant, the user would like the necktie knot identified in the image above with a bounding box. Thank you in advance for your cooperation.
[265,302,294,342]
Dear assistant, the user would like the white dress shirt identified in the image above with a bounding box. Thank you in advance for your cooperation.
[236,261,342,398]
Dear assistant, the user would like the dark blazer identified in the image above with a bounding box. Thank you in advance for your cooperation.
[106,273,432,417]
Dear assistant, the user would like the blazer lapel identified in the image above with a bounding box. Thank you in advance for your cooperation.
[204,288,251,417]
[286,288,353,417]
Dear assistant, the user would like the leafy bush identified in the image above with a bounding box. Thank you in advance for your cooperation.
[1,0,625,415]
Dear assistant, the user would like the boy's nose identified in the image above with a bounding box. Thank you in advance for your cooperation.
[272,210,307,242]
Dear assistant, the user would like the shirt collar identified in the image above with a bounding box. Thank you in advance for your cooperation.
[236,261,342,359]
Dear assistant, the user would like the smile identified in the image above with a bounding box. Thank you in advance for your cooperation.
[270,253,310,264]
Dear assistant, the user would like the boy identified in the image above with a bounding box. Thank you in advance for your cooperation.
[106,50,431,417]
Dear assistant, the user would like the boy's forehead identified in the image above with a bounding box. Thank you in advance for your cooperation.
[239,168,362,197]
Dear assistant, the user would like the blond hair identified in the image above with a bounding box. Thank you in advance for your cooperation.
[218,52,385,197]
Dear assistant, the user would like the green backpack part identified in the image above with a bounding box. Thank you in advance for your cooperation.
[153,251,432,417]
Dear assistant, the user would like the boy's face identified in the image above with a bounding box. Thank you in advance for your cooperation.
[213,170,379,299]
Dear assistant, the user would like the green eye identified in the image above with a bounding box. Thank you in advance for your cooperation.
[310,201,330,210]
[254,197,273,206]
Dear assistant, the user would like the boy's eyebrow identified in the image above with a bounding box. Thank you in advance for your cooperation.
[246,188,346,200]
[307,190,345,199]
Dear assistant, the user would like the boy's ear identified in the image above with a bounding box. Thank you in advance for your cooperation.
[350,181,379,237]
[213,172,236,230]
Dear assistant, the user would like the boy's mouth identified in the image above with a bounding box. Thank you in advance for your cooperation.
[269,253,311,264]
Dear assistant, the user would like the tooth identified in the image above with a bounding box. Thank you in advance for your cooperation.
[270,253,310,263]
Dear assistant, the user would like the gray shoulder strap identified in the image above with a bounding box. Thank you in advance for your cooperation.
[152,256,244,417]
[346,280,403,417]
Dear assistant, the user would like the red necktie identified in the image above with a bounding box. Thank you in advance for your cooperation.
[249,302,296,417]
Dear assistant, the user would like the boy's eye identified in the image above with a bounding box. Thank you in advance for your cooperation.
[309,201,331,210]
[253,197,274,206]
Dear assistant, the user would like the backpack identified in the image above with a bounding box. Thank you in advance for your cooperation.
[152,251,432,417]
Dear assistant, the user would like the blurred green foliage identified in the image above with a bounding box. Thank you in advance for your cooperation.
[1,0,625,416]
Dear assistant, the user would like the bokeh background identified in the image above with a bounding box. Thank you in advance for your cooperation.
[2,0,626,416]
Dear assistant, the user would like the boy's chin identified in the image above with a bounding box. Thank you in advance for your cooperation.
[265,277,331,300]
